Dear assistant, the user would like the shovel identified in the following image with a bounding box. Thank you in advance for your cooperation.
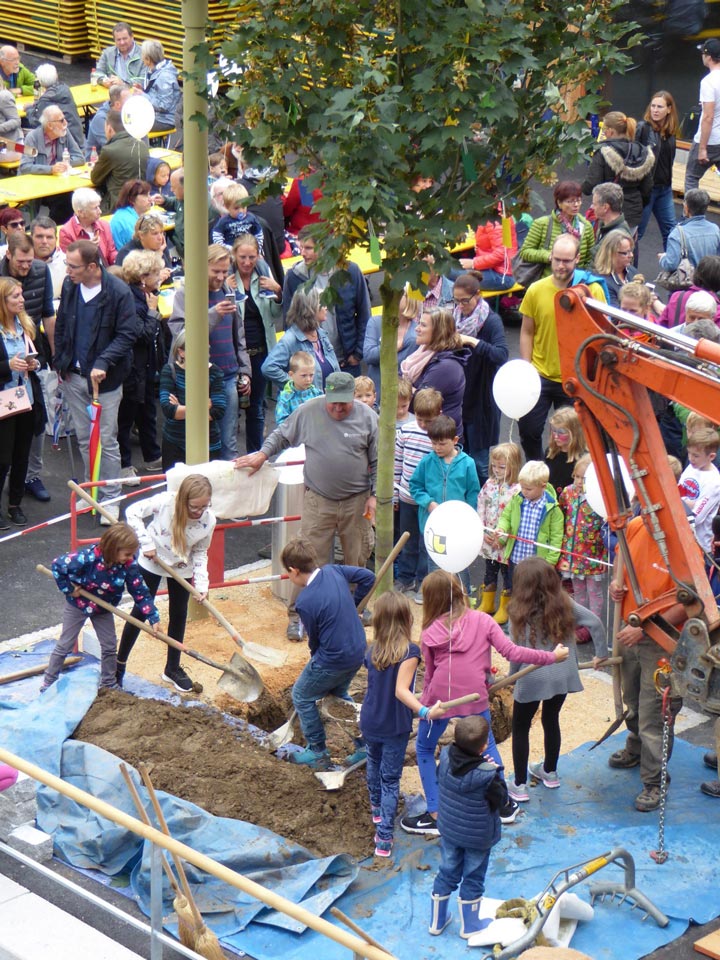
[69,481,286,668]
[36,565,264,703]
[313,693,482,790]
[266,709,297,751]
[0,656,81,685]
[357,531,410,616]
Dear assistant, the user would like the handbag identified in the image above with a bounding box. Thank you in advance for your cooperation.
[511,216,554,288]
[0,379,31,419]
[655,226,694,292]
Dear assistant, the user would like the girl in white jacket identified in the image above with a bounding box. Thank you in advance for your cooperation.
[117,474,215,691]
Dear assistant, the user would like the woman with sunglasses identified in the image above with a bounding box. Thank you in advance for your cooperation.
[115,214,172,284]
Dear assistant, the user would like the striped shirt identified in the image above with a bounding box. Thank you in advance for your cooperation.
[394,420,433,505]
[511,496,545,564]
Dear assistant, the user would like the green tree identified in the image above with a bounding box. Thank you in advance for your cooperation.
[204,0,637,588]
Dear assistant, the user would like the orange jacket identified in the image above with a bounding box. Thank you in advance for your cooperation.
[470,219,517,273]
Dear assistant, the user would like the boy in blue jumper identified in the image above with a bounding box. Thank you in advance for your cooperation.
[275,351,323,425]
[409,415,480,594]
[281,537,375,766]
[430,715,507,939]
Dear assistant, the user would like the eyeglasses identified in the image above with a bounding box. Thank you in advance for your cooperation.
[49,117,67,126]
[561,197,582,205]
[65,261,85,271]
[454,296,475,305]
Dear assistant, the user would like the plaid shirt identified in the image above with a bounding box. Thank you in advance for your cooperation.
[511,496,545,564]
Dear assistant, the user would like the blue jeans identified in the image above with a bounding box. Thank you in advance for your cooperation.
[365,733,409,841]
[241,351,266,453]
[637,185,676,247]
[417,708,501,814]
[291,659,359,751]
[396,501,428,587]
[463,422,490,489]
[478,270,514,292]
[220,374,239,460]
[433,842,491,900]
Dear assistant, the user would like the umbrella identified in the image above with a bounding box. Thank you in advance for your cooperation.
[87,381,102,508]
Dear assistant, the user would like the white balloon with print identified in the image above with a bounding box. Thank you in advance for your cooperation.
[583,454,634,519]
[423,500,484,574]
[121,95,155,140]
[492,359,542,420]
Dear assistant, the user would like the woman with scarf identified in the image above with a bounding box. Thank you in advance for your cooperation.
[401,307,470,441]
[519,181,595,278]
[582,112,655,229]
[452,273,508,487]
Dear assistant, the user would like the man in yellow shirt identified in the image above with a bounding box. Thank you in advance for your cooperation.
[518,234,606,460]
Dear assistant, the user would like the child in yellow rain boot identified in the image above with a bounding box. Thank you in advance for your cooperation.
[476,443,522,621]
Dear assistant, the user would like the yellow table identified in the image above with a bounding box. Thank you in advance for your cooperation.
[16,83,109,120]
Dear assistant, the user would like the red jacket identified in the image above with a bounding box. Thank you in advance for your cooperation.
[282,177,323,234]
[58,216,117,266]
[470,219,517,273]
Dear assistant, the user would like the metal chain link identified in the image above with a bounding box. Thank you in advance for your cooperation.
[651,685,672,864]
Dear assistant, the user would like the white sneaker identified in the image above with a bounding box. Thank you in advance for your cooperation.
[99,502,120,525]
[120,466,141,486]
[413,590,424,605]
[529,761,561,789]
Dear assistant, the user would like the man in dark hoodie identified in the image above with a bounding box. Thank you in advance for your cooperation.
[581,111,654,229]
[429,716,507,940]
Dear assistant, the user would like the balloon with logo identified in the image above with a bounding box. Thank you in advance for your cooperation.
[492,359,542,420]
[583,454,634,519]
[121,95,155,140]
[423,500,484,573]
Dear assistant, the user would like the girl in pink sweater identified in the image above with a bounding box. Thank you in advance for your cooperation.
[399,570,568,836]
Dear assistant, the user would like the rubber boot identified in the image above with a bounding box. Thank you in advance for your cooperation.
[478,586,496,614]
[493,589,511,625]
[429,893,452,935]
[458,897,491,939]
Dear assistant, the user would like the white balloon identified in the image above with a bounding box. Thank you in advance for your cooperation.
[583,455,634,519]
[423,500,484,574]
[492,359,542,420]
[121,95,155,140]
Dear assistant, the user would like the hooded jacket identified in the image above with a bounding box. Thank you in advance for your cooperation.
[437,746,506,851]
[581,138,655,228]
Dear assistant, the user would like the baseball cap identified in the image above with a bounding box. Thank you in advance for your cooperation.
[700,39,720,60]
[325,371,356,403]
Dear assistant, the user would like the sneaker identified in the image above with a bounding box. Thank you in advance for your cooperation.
[499,799,519,824]
[143,458,163,472]
[634,785,662,812]
[529,761,561,789]
[371,806,382,825]
[508,781,530,802]
[39,682,51,694]
[286,619,305,642]
[374,835,393,858]
[0,510,9,532]
[290,746,331,767]
[120,466,141,486]
[8,506,27,526]
[360,608,372,627]
[99,502,120,526]
[703,751,718,770]
[25,477,50,502]
[700,779,720,798]
[162,666,193,692]
[400,811,439,836]
[413,590,424,605]
[608,748,641,769]
[394,581,416,595]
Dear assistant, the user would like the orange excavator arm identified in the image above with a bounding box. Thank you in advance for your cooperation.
[555,287,720,711]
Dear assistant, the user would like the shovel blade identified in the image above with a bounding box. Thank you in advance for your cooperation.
[314,756,367,791]
[589,710,628,750]
[240,640,287,667]
[216,652,264,703]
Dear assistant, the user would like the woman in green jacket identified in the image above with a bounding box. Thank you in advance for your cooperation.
[519,181,595,278]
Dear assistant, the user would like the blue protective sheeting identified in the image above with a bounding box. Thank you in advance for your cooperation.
[2,640,718,960]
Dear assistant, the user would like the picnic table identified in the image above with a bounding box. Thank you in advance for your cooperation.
[16,83,109,121]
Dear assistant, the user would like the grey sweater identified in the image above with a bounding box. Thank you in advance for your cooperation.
[261,396,378,500]
[508,599,608,704]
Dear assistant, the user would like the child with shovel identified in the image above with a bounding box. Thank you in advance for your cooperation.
[117,474,215,692]
[281,537,374,767]
[41,524,161,693]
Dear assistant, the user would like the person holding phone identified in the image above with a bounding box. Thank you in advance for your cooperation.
[0,277,46,529]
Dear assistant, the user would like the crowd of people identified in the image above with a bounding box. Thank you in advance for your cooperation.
[5,31,720,941]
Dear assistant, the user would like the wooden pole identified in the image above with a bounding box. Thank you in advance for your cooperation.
[0,746,395,960]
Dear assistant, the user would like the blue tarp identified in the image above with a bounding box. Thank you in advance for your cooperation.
[1,641,719,959]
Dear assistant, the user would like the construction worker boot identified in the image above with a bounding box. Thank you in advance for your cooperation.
[493,590,511,625]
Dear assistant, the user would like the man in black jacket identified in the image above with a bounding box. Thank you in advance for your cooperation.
[54,240,138,520]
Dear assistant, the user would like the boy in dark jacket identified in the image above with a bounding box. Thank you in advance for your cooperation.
[281,537,374,767]
[429,715,507,939]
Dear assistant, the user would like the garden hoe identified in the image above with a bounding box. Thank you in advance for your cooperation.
[68,481,286,668]
[36,565,264,702]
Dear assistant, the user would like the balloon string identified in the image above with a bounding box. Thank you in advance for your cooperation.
[480,522,613,569]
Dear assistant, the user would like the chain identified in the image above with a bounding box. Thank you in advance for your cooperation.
[651,661,673,865]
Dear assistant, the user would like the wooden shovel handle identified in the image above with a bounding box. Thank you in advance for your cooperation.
[357,531,410,614]
[118,763,180,895]
[330,908,392,955]
[438,693,480,709]
[0,657,81,685]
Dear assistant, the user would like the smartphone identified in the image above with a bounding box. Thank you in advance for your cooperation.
[21,352,38,361]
